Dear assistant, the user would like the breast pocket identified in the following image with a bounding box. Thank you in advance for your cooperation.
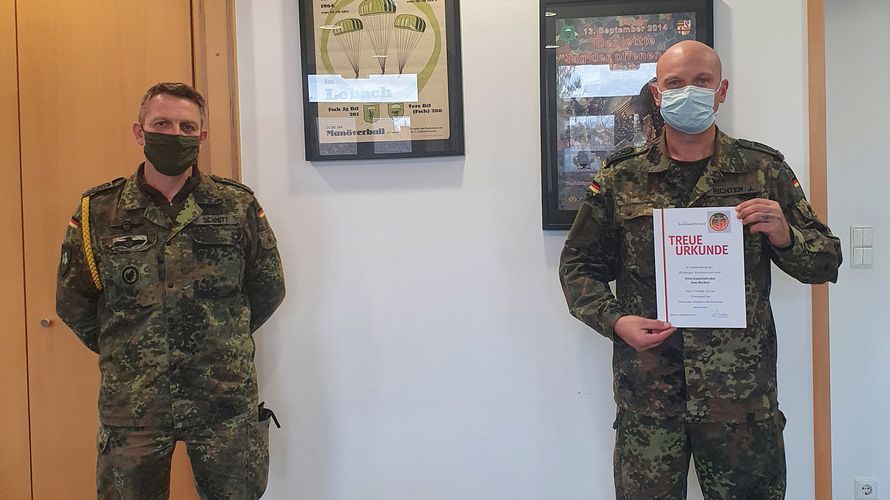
[190,226,246,297]
[618,203,655,278]
[99,234,161,309]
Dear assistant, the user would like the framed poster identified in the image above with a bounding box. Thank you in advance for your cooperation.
[539,0,713,230]
[299,0,465,161]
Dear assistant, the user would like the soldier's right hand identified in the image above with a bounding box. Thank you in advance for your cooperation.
[614,316,677,352]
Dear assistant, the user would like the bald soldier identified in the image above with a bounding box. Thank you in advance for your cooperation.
[57,82,285,499]
[559,41,841,499]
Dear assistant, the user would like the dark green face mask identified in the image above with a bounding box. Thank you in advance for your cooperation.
[142,130,201,176]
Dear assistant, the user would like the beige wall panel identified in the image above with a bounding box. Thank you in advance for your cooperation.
[0,0,32,498]
[192,0,242,180]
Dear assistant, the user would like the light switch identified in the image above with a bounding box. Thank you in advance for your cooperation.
[853,248,864,266]
[863,248,874,267]
[850,226,874,268]
[852,227,864,247]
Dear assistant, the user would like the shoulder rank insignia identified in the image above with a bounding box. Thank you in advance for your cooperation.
[605,146,646,168]
[736,139,785,162]
[82,177,125,197]
[211,175,254,194]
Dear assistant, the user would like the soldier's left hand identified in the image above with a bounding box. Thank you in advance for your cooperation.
[736,198,792,248]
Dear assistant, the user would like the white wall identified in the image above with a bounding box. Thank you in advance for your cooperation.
[236,1,815,498]
[826,1,890,498]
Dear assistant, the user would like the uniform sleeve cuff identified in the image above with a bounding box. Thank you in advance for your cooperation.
[600,307,627,341]
[772,225,803,255]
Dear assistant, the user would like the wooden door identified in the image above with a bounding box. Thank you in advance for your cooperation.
[17,1,200,498]
[0,0,32,498]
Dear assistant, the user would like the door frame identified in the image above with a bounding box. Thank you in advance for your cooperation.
[808,0,832,499]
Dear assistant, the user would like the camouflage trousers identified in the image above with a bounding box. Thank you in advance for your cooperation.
[96,413,270,500]
[613,410,787,500]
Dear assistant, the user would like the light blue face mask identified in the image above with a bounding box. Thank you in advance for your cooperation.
[658,85,719,135]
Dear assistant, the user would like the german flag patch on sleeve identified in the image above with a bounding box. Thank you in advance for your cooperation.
[588,180,601,195]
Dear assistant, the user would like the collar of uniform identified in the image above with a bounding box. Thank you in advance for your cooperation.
[119,164,211,210]
[711,129,748,173]
[119,172,146,210]
[191,172,224,205]
[641,128,749,174]
[138,165,201,205]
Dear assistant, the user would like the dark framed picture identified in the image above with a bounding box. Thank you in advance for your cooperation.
[540,0,713,230]
[298,0,465,161]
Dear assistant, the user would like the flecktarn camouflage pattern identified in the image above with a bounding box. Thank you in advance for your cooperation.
[57,170,285,499]
[96,414,271,499]
[559,130,841,498]
[613,410,786,499]
[560,130,841,421]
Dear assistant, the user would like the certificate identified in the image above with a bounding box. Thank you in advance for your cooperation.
[653,207,746,328]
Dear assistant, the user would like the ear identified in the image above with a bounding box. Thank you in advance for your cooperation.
[650,83,661,107]
[717,79,729,104]
[133,123,145,146]
[199,130,208,144]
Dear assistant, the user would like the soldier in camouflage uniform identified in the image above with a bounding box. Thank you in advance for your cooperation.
[56,82,285,499]
[559,42,841,499]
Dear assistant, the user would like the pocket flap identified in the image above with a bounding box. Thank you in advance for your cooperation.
[191,227,242,245]
[793,198,816,222]
[259,229,277,250]
[619,203,653,220]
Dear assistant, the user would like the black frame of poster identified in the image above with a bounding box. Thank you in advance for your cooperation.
[540,0,713,230]
[298,0,465,161]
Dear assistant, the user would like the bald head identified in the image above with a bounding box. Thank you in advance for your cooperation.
[658,41,721,80]
[652,40,728,108]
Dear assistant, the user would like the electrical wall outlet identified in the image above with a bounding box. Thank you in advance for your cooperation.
[855,477,879,499]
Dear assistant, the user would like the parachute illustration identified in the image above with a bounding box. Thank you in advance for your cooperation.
[359,0,397,74]
[333,18,364,78]
[393,14,427,74]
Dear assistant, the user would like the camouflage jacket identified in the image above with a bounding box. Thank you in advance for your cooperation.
[56,170,285,427]
[559,130,842,422]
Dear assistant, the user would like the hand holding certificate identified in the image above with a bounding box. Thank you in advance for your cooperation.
[653,207,746,328]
